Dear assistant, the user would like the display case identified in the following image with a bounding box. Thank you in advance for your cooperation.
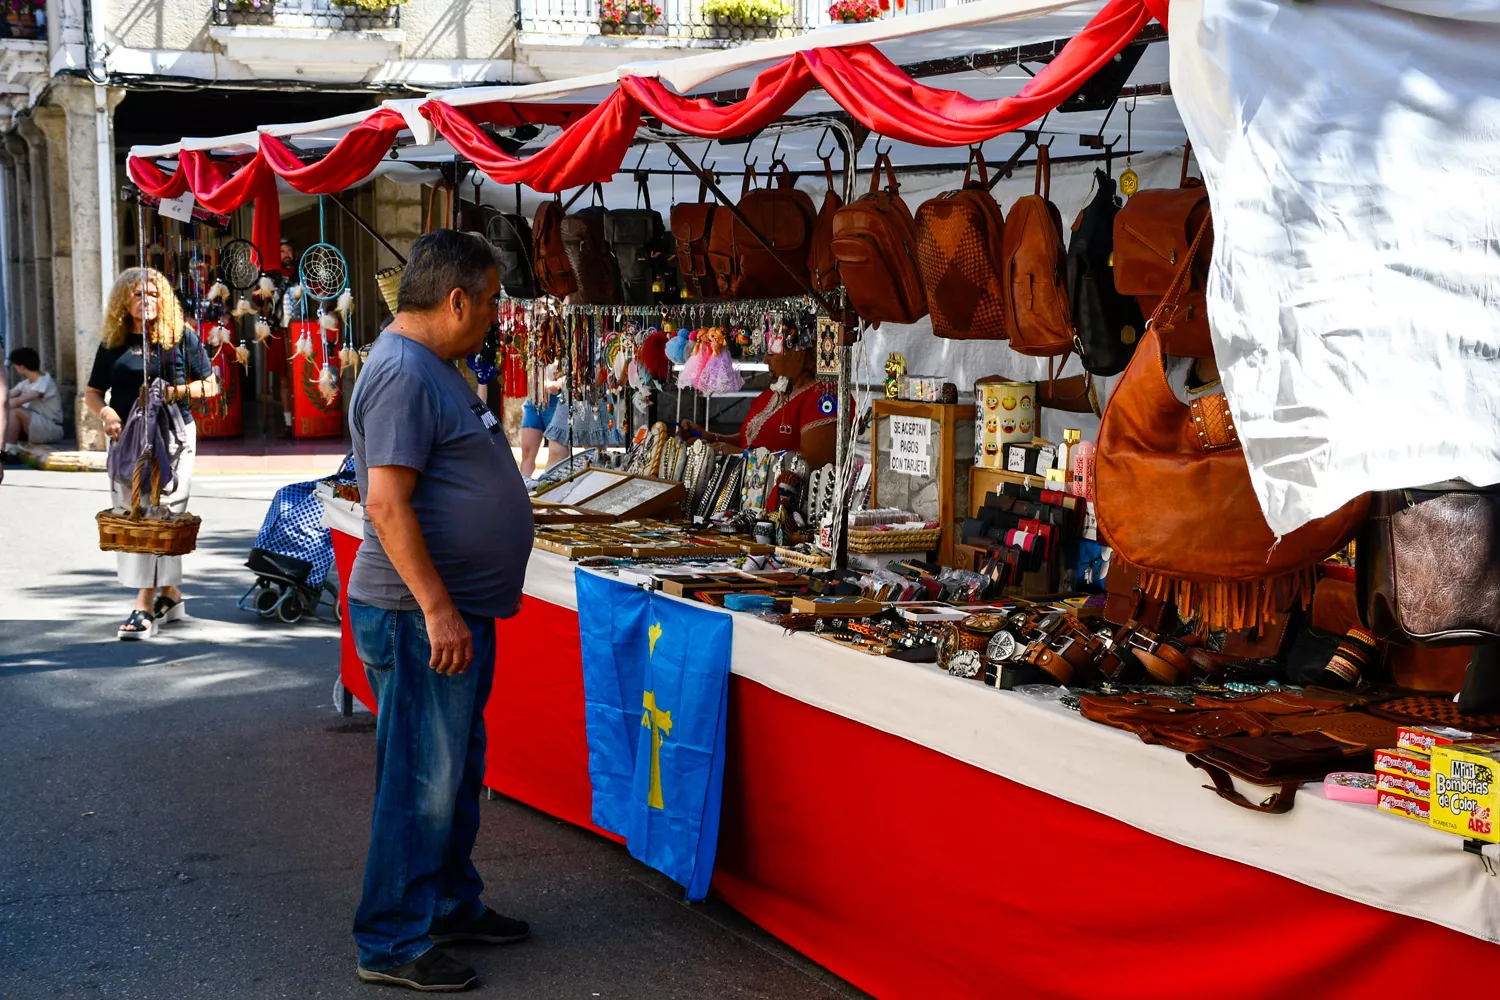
[869,400,976,567]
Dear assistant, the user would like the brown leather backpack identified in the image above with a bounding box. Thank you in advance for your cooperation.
[831,153,926,327]
[915,148,1007,340]
[532,197,577,299]
[561,187,621,304]
[707,162,817,299]
[808,155,844,294]
[1000,146,1073,356]
[670,181,720,299]
[1112,149,1214,357]
[1094,322,1369,631]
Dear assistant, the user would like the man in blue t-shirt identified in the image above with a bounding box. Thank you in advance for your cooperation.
[347,229,534,993]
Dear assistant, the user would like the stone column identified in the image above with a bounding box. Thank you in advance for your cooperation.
[3,132,37,359]
[0,142,21,355]
[52,81,124,451]
[32,106,73,398]
[16,114,56,379]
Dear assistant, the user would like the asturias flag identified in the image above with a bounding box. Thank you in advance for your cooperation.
[576,569,733,901]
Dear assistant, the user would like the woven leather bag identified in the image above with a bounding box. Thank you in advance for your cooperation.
[1095,323,1370,630]
[915,148,1007,340]
[808,155,844,294]
[1112,152,1213,357]
[1068,170,1144,375]
[531,198,577,299]
[562,192,621,304]
[1000,146,1073,357]
[708,163,816,299]
[1357,485,1500,646]
[832,153,927,327]
[670,182,720,299]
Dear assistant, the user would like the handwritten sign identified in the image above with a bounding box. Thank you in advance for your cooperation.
[158,190,196,223]
[889,416,932,477]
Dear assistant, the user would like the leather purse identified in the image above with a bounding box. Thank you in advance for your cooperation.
[1095,325,1370,630]
[915,148,1009,340]
[808,154,844,294]
[1356,484,1500,646]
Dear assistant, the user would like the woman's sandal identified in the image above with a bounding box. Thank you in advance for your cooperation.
[153,595,188,624]
[118,609,157,641]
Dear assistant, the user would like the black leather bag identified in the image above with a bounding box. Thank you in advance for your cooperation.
[1067,170,1144,376]
[485,209,537,299]
[562,190,621,305]
[1356,484,1500,646]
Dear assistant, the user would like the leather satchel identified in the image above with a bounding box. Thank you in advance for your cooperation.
[1111,149,1214,358]
[709,162,817,299]
[606,205,668,306]
[531,198,577,299]
[831,152,927,327]
[1357,485,1500,646]
[485,209,538,300]
[915,148,1008,340]
[1000,145,1073,357]
[1067,170,1144,375]
[561,193,622,304]
[1095,323,1370,630]
[670,183,721,299]
[808,155,844,294]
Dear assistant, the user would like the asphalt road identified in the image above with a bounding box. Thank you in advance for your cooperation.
[0,468,866,1000]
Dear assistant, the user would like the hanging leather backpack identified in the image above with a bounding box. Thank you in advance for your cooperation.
[1067,170,1144,375]
[832,152,927,327]
[1000,146,1073,357]
[606,178,671,306]
[532,197,577,299]
[808,154,844,294]
[707,161,817,299]
[484,209,538,300]
[915,148,1008,340]
[562,185,621,304]
[670,181,721,299]
[1356,485,1500,647]
[1112,147,1214,357]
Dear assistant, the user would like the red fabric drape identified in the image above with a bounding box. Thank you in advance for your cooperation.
[127,151,282,274]
[620,55,813,140]
[420,92,642,193]
[127,155,191,199]
[259,107,407,195]
[461,102,597,129]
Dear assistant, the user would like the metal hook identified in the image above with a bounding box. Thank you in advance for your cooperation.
[770,130,782,165]
[816,126,836,162]
[873,134,892,158]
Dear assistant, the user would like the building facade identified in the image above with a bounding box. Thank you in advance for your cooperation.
[1,0,853,447]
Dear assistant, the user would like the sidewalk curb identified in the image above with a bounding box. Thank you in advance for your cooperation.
[17,445,107,472]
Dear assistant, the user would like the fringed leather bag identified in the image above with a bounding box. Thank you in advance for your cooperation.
[1095,323,1369,630]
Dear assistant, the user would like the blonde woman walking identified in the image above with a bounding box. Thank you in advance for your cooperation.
[84,268,218,639]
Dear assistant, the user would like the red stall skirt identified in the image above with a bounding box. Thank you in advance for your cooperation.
[329,533,1500,999]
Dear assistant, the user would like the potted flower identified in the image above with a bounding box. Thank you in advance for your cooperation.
[827,0,880,22]
[701,0,793,39]
[331,0,408,12]
[601,0,663,34]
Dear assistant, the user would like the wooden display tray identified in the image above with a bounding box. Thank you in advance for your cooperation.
[532,520,763,561]
[532,467,686,522]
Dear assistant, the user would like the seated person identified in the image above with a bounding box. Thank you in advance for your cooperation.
[679,346,838,469]
[5,346,64,451]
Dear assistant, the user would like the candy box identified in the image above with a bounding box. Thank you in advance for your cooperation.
[1374,747,1430,782]
[1376,771,1431,800]
[1430,742,1500,842]
[1377,789,1431,824]
[1397,725,1494,754]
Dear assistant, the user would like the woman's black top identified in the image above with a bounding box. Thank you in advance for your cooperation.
[87,329,212,422]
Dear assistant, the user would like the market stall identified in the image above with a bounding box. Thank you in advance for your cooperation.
[133,0,1500,995]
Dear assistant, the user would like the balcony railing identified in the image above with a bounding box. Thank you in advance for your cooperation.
[518,0,953,41]
[213,0,400,31]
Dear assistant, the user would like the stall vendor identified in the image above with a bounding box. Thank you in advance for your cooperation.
[681,347,838,468]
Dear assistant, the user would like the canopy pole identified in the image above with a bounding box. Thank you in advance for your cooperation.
[328,195,407,265]
[664,141,837,317]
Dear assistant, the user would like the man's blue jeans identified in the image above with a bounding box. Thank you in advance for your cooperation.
[348,599,496,971]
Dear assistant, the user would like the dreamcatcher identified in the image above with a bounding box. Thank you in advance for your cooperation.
[298,196,351,404]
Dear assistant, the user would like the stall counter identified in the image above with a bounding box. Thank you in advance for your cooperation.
[323,499,1500,1000]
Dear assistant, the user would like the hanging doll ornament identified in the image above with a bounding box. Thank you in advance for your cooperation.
[679,329,708,388]
[696,327,744,394]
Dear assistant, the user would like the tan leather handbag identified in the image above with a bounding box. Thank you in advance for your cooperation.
[1000,146,1072,357]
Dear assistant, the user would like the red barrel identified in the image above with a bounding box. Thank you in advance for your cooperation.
[289,319,344,439]
[192,324,244,438]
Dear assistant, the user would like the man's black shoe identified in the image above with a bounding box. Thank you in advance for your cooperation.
[357,948,477,992]
[430,907,531,946]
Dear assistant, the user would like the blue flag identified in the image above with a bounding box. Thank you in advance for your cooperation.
[575,568,733,901]
[576,569,652,836]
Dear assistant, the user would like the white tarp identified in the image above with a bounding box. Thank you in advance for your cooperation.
[1171,0,1500,536]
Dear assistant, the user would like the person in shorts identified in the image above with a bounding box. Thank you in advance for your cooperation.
[518,361,570,479]
[5,346,64,450]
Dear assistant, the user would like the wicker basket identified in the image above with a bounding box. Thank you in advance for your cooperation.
[376,265,404,314]
[846,526,941,555]
[775,545,832,569]
[97,455,201,556]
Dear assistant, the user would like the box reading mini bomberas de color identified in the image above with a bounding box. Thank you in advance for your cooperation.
[1429,742,1500,842]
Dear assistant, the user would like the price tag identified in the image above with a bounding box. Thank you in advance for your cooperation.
[158,190,195,222]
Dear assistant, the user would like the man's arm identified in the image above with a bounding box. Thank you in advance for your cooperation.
[363,464,473,675]
[9,388,39,406]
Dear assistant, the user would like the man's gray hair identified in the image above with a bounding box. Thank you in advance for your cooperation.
[396,229,500,313]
